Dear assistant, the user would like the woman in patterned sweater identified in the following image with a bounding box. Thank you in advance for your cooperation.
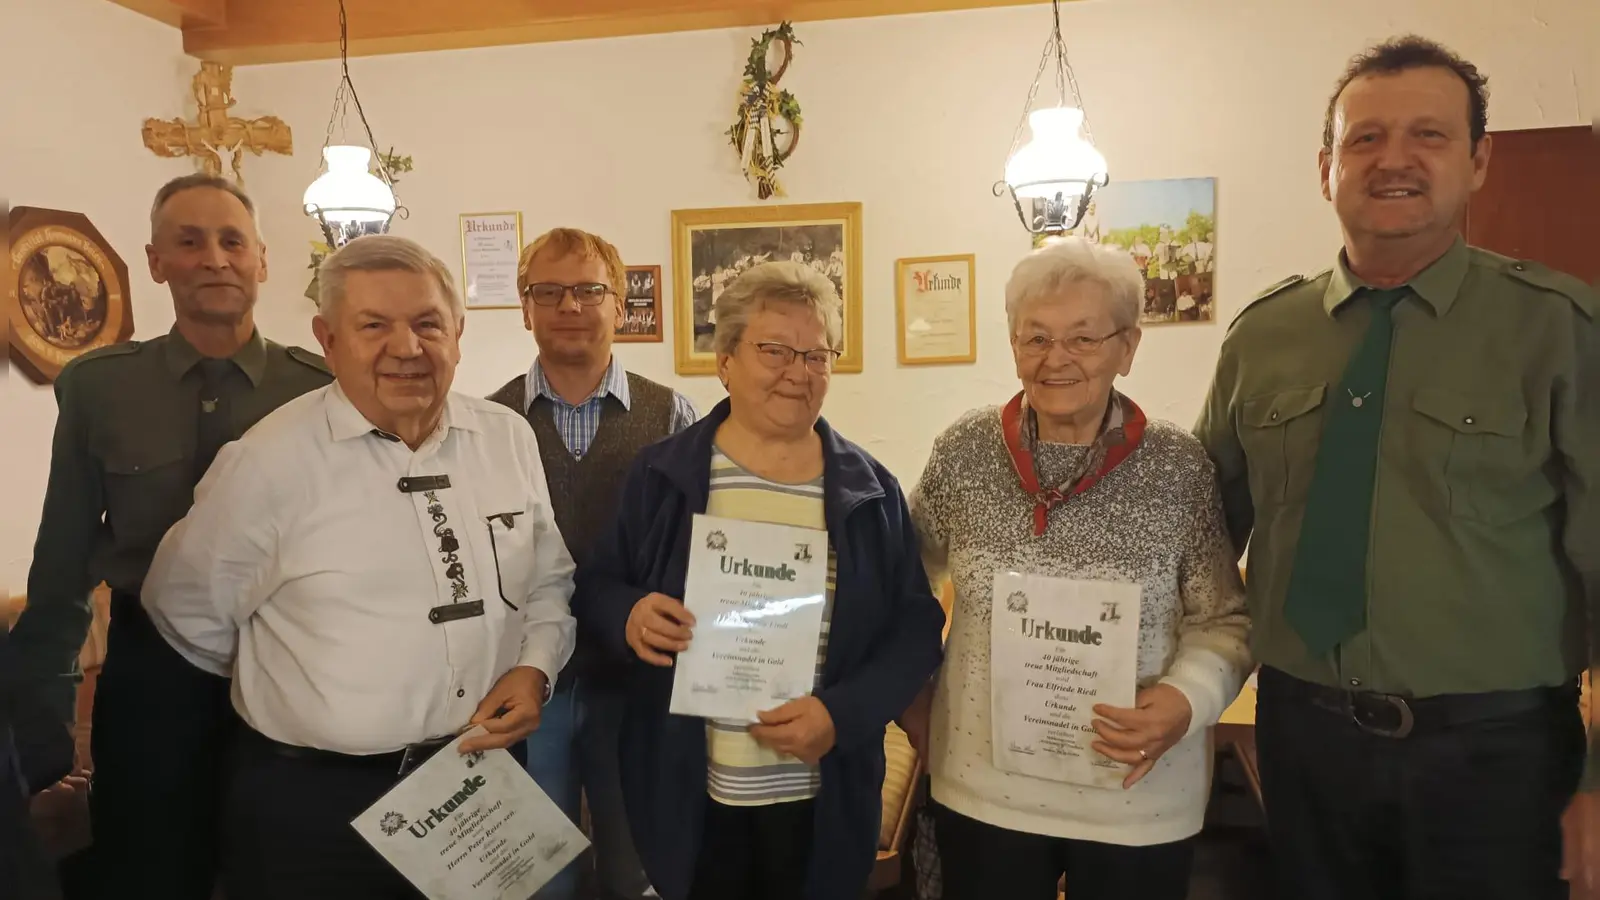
[901,237,1251,900]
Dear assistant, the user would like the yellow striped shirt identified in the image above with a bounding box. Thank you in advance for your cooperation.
[704,449,835,807]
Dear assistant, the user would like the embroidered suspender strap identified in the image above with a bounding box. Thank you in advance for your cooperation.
[1001,391,1149,537]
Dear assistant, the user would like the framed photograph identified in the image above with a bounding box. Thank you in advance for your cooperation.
[895,254,976,366]
[1038,177,1217,325]
[7,206,133,384]
[671,202,863,376]
[616,265,663,343]
[459,211,523,310]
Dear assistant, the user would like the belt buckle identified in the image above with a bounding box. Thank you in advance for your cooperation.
[1349,692,1415,739]
[396,737,449,777]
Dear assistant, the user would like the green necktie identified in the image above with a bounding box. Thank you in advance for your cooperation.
[1283,288,1405,658]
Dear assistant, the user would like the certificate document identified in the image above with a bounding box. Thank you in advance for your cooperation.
[669,514,829,723]
[459,212,522,309]
[989,571,1142,789]
[351,728,588,899]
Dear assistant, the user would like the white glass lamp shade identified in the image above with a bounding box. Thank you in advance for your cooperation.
[303,145,397,246]
[1004,106,1109,200]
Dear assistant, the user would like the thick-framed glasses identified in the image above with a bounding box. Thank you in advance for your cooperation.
[744,341,841,374]
[522,282,614,307]
[1015,328,1126,358]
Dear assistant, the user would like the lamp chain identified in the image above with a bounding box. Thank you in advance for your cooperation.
[317,0,395,188]
[1005,0,1095,159]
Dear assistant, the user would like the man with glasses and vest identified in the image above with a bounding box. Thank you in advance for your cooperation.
[490,228,697,900]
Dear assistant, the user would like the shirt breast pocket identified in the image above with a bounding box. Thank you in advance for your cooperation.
[1238,384,1326,507]
[1410,388,1547,524]
[483,507,541,611]
[101,444,190,547]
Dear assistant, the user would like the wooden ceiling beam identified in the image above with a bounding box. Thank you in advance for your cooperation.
[162,0,1052,66]
[107,0,226,29]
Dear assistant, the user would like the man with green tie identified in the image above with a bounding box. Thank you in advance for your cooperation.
[8,174,331,897]
[1196,35,1597,900]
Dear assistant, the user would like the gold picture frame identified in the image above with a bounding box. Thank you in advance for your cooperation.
[895,254,976,366]
[671,202,864,376]
[459,211,524,310]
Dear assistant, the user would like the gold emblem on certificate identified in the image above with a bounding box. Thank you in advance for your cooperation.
[989,571,1142,789]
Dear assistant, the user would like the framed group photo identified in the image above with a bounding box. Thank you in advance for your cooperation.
[615,265,663,342]
[670,202,863,376]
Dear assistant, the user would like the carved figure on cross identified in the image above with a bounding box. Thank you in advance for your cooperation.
[142,61,292,183]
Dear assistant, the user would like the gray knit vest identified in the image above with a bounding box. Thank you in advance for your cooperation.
[487,371,676,569]
[489,371,677,684]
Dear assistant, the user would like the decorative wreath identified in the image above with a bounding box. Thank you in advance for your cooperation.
[727,22,803,200]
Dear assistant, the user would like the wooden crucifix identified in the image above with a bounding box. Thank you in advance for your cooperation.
[142,62,292,183]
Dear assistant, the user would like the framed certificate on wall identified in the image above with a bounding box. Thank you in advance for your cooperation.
[895,254,976,365]
[459,211,523,310]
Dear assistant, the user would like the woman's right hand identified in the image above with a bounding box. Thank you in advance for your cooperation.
[625,593,696,666]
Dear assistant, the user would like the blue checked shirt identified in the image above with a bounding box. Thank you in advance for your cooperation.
[526,357,699,458]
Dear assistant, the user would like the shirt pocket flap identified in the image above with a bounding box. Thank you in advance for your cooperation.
[1241,384,1326,429]
[1412,388,1526,437]
[103,445,186,475]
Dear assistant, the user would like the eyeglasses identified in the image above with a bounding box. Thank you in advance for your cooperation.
[744,341,841,374]
[522,282,614,307]
[1014,328,1127,358]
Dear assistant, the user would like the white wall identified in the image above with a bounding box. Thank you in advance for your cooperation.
[4,0,1597,590]
[1,0,193,593]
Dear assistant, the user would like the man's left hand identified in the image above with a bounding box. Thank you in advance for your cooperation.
[461,666,548,753]
[750,697,836,765]
[1091,683,1193,789]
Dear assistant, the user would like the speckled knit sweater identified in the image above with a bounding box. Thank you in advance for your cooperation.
[910,405,1251,846]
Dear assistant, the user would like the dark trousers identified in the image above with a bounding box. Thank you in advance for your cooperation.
[688,798,815,900]
[1255,666,1585,900]
[220,729,421,900]
[931,800,1195,900]
[88,598,234,900]
[221,728,530,900]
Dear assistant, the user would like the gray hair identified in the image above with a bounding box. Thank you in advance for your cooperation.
[317,235,464,323]
[149,173,261,241]
[711,261,843,355]
[1004,237,1144,333]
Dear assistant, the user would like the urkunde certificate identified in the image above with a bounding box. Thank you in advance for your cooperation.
[669,514,828,723]
[989,571,1142,789]
[351,728,588,899]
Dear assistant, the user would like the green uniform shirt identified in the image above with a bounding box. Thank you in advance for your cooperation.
[11,327,332,721]
[1196,238,1599,698]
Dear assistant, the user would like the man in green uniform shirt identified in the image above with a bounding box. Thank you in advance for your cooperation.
[7,174,332,897]
[1196,36,1598,900]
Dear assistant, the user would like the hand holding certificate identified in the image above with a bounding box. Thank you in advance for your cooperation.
[668,514,829,723]
[989,571,1143,790]
[351,727,588,900]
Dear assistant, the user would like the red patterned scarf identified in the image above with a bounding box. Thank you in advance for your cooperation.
[1001,389,1148,537]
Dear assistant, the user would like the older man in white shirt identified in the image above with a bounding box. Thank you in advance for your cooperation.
[143,234,576,900]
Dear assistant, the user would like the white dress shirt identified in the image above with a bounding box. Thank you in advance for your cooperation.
[143,383,577,755]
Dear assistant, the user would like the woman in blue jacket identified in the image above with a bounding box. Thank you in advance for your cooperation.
[575,260,945,900]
